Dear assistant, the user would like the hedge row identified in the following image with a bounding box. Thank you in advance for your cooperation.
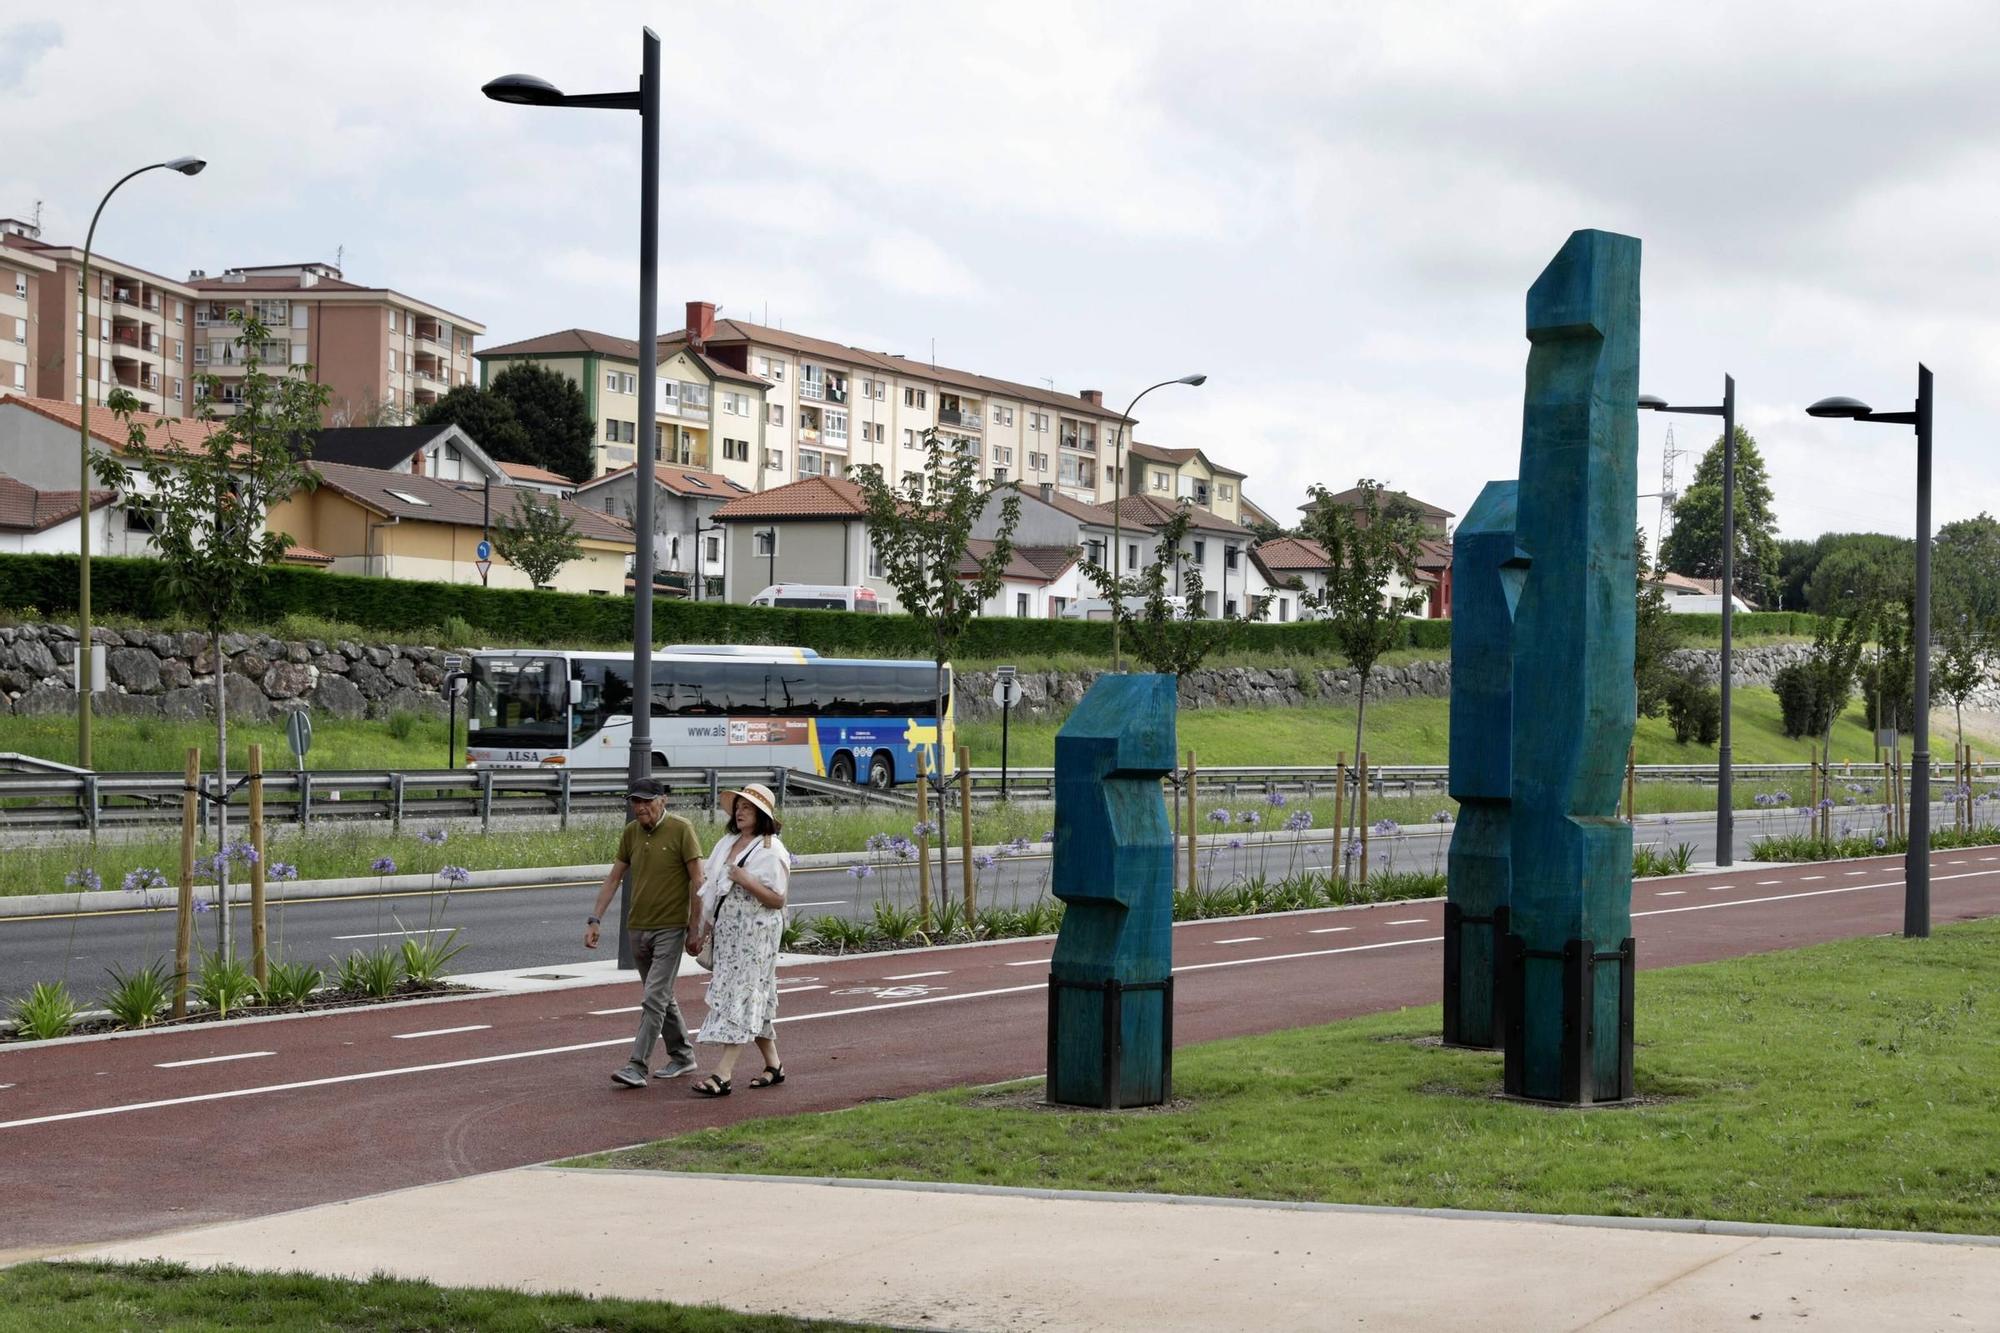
[0,554,1804,661]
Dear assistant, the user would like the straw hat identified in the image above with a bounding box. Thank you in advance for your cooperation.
[722,782,782,833]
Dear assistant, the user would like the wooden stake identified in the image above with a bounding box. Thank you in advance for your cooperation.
[1624,744,1636,822]
[1332,752,1347,882]
[1186,749,1198,894]
[1359,751,1371,886]
[174,746,198,1019]
[915,748,933,928]
[249,743,268,987]
[957,744,975,922]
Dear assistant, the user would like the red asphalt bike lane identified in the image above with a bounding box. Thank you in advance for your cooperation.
[3,850,1998,1256]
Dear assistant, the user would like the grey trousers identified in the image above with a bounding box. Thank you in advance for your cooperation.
[627,927,694,1068]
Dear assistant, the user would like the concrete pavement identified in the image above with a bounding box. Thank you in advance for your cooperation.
[68,1167,2000,1331]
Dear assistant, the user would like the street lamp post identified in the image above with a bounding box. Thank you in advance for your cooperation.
[1108,374,1205,671]
[1807,366,1934,938]
[75,156,206,770]
[1638,375,1737,865]
[486,31,660,967]
[761,527,777,590]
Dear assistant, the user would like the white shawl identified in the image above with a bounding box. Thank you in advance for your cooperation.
[697,832,791,920]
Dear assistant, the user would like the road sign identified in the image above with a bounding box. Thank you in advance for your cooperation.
[1876,729,1899,752]
[443,653,464,674]
[285,710,313,762]
[475,559,492,585]
[475,539,492,562]
[991,676,1022,708]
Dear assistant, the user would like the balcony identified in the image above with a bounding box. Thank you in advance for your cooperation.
[797,424,821,446]
[939,405,983,431]
[826,381,849,405]
[799,379,824,402]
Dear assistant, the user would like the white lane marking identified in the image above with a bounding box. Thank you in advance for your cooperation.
[333,929,447,941]
[1948,860,1967,866]
[589,1006,641,1016]
[1655,891,1686,897]
[1176,935,1443,974]
[1801,875,1826,881]
[155,1051,274,1069]
[1006,959,1050,967]
[777,984,826,995]
[1309,927,1353,934]
[1212,936,1263,945]
[1387,918,1428,926]
[1755,880,1782,886]
[1706,886,1728,892]
[391,1024,490,1041]
[1982,857,1998,862]
[1634,868,2000,921]
[1846,870,1869,876]
[883,970,950,981]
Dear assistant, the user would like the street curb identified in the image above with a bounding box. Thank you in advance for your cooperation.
[560,1167,2000,1250]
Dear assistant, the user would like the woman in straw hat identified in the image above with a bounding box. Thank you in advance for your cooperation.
[688,782,791,1095]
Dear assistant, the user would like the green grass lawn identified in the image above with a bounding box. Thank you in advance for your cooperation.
[0,711,450,773]
[580,919,2000,1236]
[0,1262,878,1332]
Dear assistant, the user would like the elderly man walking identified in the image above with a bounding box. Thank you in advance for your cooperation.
[584,778,705,1088]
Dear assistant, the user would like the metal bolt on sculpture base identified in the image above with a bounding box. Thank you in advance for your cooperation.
[1045,673,1177,1110]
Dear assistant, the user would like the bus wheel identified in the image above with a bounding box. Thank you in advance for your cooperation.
[868,754,895,790]
[830,752,856,785]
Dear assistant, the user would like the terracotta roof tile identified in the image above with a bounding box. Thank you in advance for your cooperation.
[498,462,574,486]
[0,473,118,533]
[576,463,753,500]
[478,328,767,388]
[307,460,632,544]
[713,474,871,521]
[1253,536,1333,572]
[0,394,237,458]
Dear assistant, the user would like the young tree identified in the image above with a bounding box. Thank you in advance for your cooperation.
[1805,534,1911,619]
[95,313,328,956]
[1296,480,1427,850]
[489,362,596,482]
[1079,502,1240,675]
[416,384,533,465]
[849,431,1022,914]
[491,493,584,590]
[1934,512,2000,631]
[1633,528,1680,719]
[1933,612,1993,767]
[1661,426,1781,606]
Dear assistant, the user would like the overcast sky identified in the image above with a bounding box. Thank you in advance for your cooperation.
[7,1,1999,547]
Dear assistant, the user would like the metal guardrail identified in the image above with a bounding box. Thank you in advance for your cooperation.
[0,760,1986,834]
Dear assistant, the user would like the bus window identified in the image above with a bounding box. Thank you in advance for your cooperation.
[468,655,569,747]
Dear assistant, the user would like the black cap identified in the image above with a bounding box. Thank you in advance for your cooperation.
[627,779,665,800]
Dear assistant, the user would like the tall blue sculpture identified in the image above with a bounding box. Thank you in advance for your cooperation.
[1503,228,1641,1104]
[1046,673,1177,1109]
[1443,479,1523,1049]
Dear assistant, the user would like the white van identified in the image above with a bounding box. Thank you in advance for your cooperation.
[748,584,885,613]
[1061,594,1189,620]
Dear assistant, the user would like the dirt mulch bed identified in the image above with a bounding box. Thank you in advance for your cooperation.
[1,980,474,1045]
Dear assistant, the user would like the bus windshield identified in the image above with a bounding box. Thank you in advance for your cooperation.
[468,654,570,748]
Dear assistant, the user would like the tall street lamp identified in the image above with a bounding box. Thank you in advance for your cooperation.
[76,156,206,770]
[1639,375,1737,865]
[1108,374,1205,671]
[486,31,659,966]
[1807,365,1933,938]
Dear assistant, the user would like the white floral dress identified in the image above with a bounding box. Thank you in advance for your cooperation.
[697,833,789,1046]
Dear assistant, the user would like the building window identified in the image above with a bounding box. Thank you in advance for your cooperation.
[10,317,22,344]
[1127,543,1139,568]
[1153,470,1170,492]
[799,449,823,477]
[825,409,848,441]
[1219,483,1234,500]
[993,405,1014,427]
[1224,545,1239,569]
[903,428,919,450]
[799,363,823,400]
[723,391,748,415]
[904,387,927,410]
[764,448,784,471]
[766,403,784,427]
[754,529,779,558]
[681,381,709,410]
[757,355,785,381]
[861,377,887,401]
[170,377,182,399]
[252,299,289,324]
[606,369,619,390]
[9,364,22,391]
[1029,411,1049,433]
[389,349,400,371]
[720,437,748,462]
[993,468,1009,483]
[12,275,25,299]
[859,421,884,444]
[705,535,720,563]
[389,311,399,331]
[993,445,1013,466]
[1193,540,1206,563]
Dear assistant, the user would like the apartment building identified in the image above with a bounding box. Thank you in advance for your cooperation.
[1123,441,1247,526]
[185,263,483,426]
[2,217,196,417]
[0,227,54,398]
[682,301,1131,504]
[474,326,770,489]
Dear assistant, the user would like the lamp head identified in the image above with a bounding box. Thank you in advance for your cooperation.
[1636,393,1668,411]
[1177,373,1207,387]
[483,73,566,106]
[1807,395,1871,419]
[163,157,206,176]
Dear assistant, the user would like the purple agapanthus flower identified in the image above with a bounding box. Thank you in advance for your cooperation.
[1285,810,1313,832]
[1343,839,1363,859]
[1264,791,1288,809]
[974,853,997,871]
[225,840,259,867]
[418,828,449,847]
[66,867,103,892]
[268,862,298,881]
[1208,809,1231,826]
[912,821,938,840]
[1227,838,1244,850]
[1041,830,1055,844]
[847,862,875,880]
[865,832,890,853]
[193,897,214,914]
[371,856,398,875]
[1242,810,1262,828]
[437,865,471,885]
[122,867,167,893]
[1432,809,1453,824]
[1371,818,1398,836]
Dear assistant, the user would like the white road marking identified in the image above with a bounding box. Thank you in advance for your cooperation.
[333,929,446,941]
[155,1051,274,1069]
[391,1025,490,1041]
[1005,959,1050,967]
[1801,875,1826,882]
[1948,860,1967,866]
[1706,886,1728,891]
[588,1006,641,1016]
[1309,927,1353,935]
[883,970,949,980]
[1635,867,1999,921]
[1212,936,1263,945]
[776,984,826,995]
[1386,918,1428,926]
[1655,891,1685,897]
[1982,857,1998,862]
[1846,870,1868,876]
[1755,880,1782,886]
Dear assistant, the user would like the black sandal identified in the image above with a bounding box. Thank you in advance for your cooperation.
[691,1074,731,1097]
[748,1064,785,1088]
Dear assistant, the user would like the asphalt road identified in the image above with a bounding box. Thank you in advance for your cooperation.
[3,847,1997,1256]
[0,801,1964,997]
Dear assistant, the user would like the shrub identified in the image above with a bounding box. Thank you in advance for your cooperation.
[337,948,400,998]
[193,953,261,1019]
[1665,668,1721,746]
[9,980,79,1040]
[262,960,323,1008]
[1773,662,1824,739]
[102,960,173,1029]
[398,931,465,986]
[385,710,421,742]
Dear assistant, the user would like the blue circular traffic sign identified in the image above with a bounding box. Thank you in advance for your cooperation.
[476,540,492,561]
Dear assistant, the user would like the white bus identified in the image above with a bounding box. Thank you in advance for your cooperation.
[747,584,885,612]
[464,645,953,789]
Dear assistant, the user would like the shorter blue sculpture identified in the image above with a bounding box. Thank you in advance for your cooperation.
[1046,673,1177,1109]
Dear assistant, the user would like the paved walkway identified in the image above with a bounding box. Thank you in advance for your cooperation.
[68,1168,2000,1331]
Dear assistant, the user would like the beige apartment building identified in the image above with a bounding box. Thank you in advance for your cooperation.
[475,325,770,487]
[2,217,196,417]
[1124,441,1247,526]
[185,263,483,425]
[0,229,53,399]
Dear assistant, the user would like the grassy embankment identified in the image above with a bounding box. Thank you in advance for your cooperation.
[580,918,2000,1237]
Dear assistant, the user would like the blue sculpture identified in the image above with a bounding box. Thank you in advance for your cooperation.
[1504,228,1641,1104]
[1443,479,1523,1049]
[1046,673,1177,1108]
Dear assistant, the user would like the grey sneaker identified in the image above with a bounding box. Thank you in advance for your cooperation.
[653,1055,698,1080]
[610,1062,648,1089]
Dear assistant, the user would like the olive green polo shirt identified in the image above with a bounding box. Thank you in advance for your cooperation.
[615,813,703,931]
